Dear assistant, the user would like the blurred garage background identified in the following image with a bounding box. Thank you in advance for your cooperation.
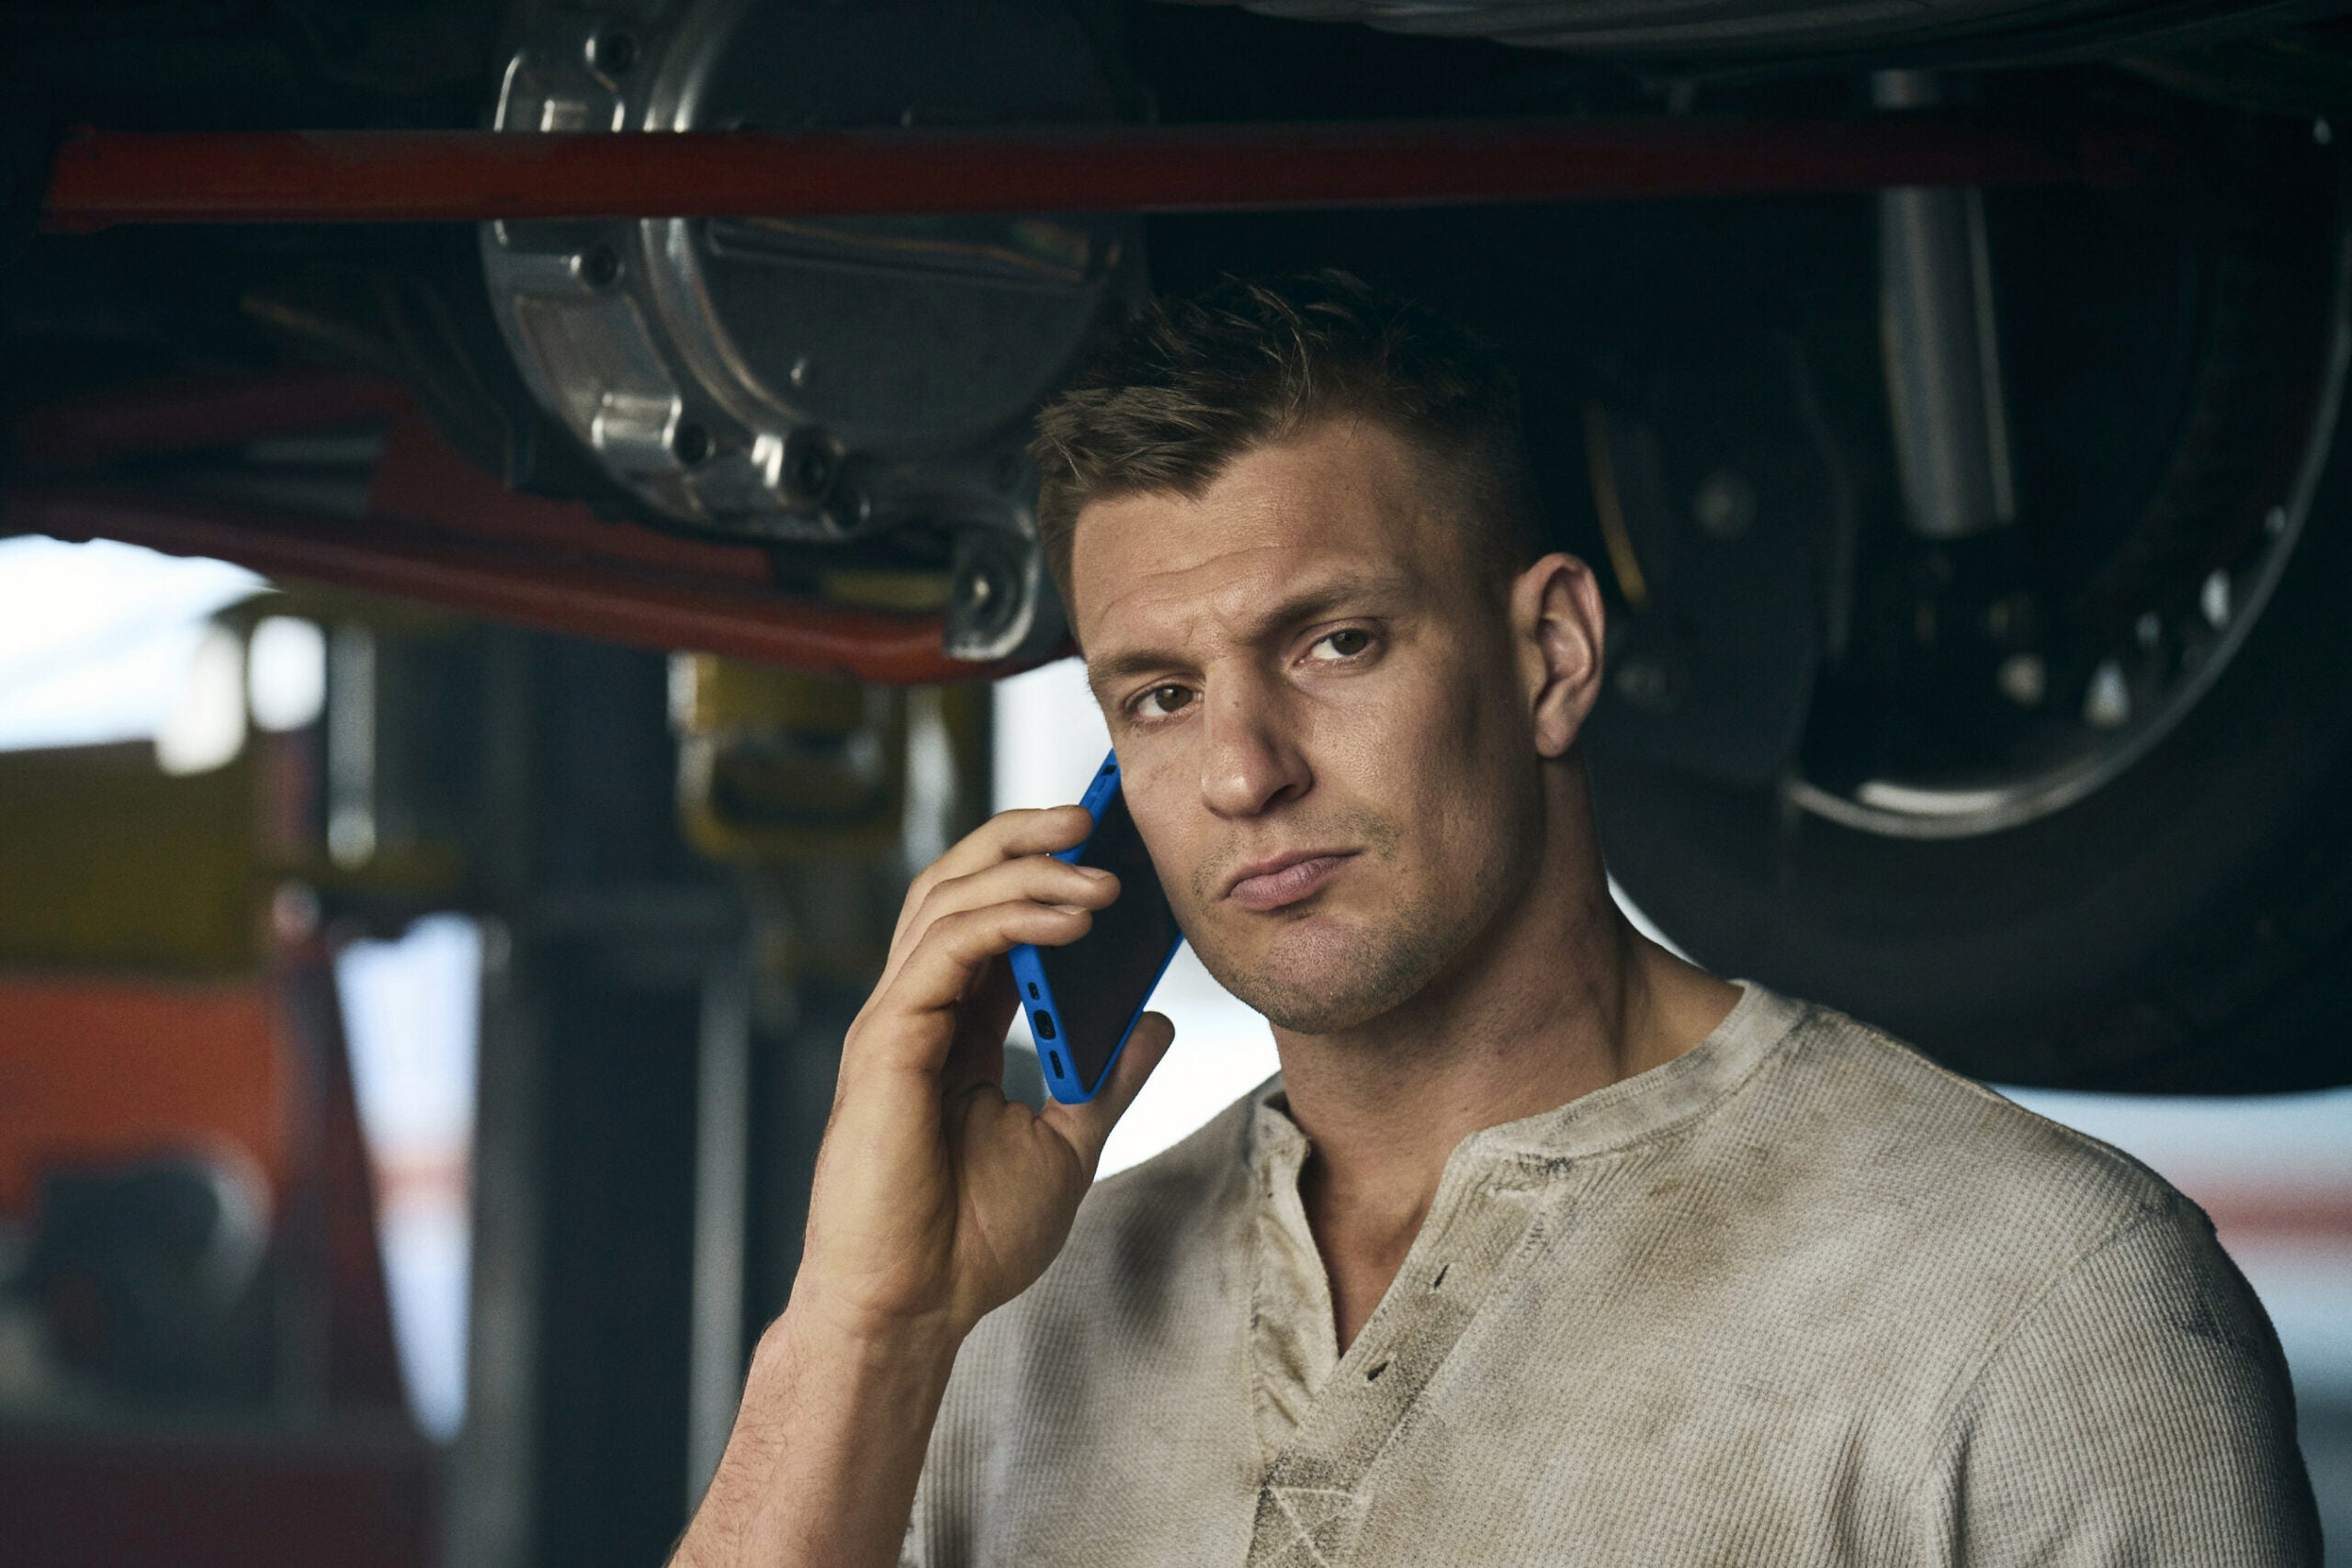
[6,0,2352,1561]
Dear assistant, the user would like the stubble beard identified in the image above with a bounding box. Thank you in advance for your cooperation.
[1182,810,1521,1036]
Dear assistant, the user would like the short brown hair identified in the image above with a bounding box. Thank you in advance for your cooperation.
[1029,270,1545,623]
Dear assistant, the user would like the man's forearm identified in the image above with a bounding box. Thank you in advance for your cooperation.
[668,805,1164,1565]
[671,1305,963,1568]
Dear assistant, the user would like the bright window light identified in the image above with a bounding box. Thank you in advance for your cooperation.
[247,615,327,732]
[154,623,248,776]
[0,536,263,752]
[338,914,482,1441]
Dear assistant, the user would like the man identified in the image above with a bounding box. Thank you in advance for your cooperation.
[674,273,2319,1566]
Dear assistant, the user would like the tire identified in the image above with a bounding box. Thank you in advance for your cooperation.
[1592,385,2352,1094]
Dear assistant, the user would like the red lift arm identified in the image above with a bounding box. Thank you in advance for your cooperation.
[6,378,1005,685]
[38,116,2166,230]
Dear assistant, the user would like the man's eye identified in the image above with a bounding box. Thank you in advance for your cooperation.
[1146,685,1194,716]
[1314,628,1373,659]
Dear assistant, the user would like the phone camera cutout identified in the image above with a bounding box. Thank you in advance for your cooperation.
[1048,1051,1066,1077]
[1026,982,1040,999]
[1034,1010,1057,1041]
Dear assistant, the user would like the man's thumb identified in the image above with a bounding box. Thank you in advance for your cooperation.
[1045,1011,1176,1171]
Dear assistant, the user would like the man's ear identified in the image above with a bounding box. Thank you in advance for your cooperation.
[1510,553,1607,759]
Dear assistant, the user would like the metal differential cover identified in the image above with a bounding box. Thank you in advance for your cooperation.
[481,0,1140,656]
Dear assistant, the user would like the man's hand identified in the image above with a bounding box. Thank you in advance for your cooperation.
[672,807,1174,1568]
[798,803,1174,1342]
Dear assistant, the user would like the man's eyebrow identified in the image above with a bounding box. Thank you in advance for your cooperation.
[1084,571,1418,694]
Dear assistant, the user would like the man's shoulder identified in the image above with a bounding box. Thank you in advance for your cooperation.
[1743,997,2212,1281]
[1586,995,2274,1456]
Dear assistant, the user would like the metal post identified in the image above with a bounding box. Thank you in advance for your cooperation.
[685,954,752,1511]
[444,915,546,1568]
[1875,72,2018,542]
[443,627,543,1568]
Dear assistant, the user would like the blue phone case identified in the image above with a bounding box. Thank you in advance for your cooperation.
[1007,750,1186,1105]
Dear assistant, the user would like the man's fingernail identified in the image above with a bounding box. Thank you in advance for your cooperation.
[1079,865,1114,880]
[1052,903,1087,914]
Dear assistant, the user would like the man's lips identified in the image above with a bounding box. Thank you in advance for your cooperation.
[1224,851,1357,912]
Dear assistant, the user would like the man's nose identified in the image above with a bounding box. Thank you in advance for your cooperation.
[1199,673,1308,818]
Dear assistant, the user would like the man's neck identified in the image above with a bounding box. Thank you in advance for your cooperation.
[1268,773,1740,1350]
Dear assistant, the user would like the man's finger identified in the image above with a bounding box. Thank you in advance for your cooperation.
[939,959,1018,1100]
[859,903,1094,1076]
[1041,1010,1176,1172]
[891,806,1095,951]
[879,853,1116,992]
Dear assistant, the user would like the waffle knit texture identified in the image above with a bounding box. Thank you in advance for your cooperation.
[907,982,2322,1565]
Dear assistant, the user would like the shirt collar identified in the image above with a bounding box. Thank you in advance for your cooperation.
[1243,979,1808,1180]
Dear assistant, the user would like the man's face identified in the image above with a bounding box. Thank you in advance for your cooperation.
[1071,418,1544,1035]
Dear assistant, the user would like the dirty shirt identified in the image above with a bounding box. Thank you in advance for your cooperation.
[905,983,2321,1566]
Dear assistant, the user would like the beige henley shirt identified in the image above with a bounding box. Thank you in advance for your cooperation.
[908,982,2321,1564]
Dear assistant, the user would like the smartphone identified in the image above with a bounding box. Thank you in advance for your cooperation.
[1007,751,1186,1104]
